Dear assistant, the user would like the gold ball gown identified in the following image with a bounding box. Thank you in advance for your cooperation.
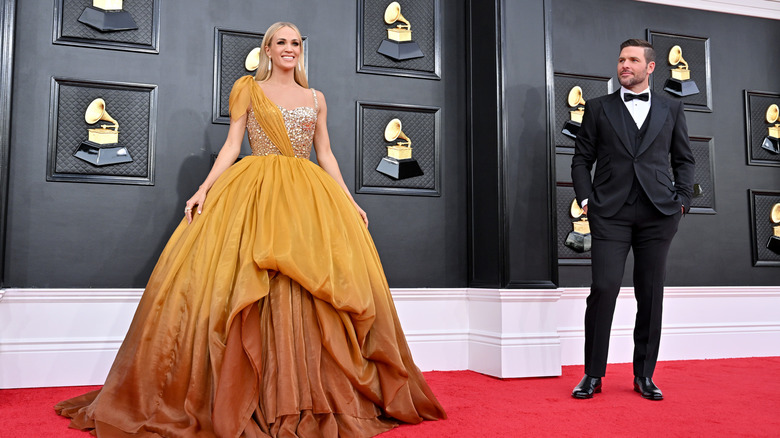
[55,75,446,437]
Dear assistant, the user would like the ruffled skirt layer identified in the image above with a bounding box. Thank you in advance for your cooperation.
[55,155,445,437]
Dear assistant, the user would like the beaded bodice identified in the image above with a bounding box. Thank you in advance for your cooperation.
[246,89,318,159]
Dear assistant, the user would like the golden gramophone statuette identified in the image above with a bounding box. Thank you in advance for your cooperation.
[376,2,424,61]
[78,0,138,32]
[245,47,262,72]
[74,98,133,167]
[570,198,590,234]
[663,45,700,97]
[561,86,586,139]
[375,118,423,180]
[563,198,591,253]
[766,203,780,254]
[761,104,780,154]
[772,204,780,236]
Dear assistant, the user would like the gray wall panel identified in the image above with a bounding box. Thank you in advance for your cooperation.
[0,0,15,287]
[501,0,555,287]
[466,0,555,288]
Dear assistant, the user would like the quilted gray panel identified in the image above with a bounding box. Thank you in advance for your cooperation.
[649,32,710,111]
[359,104,438,191]
[50,79,155,181]
[57,0,156,47]
[361,0,436,73]
[689,137,714,211]
[752,192,780,264]
[553,73,611,148]
[746,92,780,165]
[216,30,264,122]
[557,184,591,262]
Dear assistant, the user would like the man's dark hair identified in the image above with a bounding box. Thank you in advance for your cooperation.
[620,39,655,64]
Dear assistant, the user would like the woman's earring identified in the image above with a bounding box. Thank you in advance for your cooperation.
[268,60,272,71]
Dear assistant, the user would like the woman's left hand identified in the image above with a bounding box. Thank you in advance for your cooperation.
[353,202,368,227]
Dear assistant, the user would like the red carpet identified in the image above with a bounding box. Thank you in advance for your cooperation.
[1,357,778,437]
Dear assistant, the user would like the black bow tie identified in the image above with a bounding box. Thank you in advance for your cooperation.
[624,92,649,102]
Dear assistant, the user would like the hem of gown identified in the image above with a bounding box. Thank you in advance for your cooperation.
[56,393,401,438]
[54,272,434,438]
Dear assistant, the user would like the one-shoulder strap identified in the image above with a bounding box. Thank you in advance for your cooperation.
[311,88,318,112]
[228,76,252,121]
[229,76,295,157]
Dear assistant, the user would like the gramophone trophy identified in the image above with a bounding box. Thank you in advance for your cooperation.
[663,45,700,97]
[561,86,586,139]
[563,198,591,253]
[767,203,780,255]
[78,0,138,32]
[376,2,424,61]
[245,47,261,72]
[761,104,780,154]
[375,118,424,180]
[74,98,133,166]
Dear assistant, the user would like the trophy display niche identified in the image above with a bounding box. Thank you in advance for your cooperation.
[74,98,133,166]
[563,198,591,253]
[561,86,586,140]
[376,2,424,61]
[78,0,138,32]
[245,47,261,72]
[375,118,424,180]
[761,103,780,154]
[663,45,699,97]
[767,203,780,255]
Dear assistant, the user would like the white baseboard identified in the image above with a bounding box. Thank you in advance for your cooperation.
[555,286,780,366]
[0,289,141,388]
[1,286,779,388]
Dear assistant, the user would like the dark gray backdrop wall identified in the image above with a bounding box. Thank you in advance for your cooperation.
[466,0,556,288]
[0,0,15,287]
[551,0,780,286]
[5,0,467,288]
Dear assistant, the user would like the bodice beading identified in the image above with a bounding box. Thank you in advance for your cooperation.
[246,88,318,159]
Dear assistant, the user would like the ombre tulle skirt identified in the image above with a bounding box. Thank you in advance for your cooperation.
[55,155,446,437]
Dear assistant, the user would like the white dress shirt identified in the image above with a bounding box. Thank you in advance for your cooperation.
[620,86,651,128]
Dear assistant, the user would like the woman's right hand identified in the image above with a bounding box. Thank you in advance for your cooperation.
[184,188,208,224]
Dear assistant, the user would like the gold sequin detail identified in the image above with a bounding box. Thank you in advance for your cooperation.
[246,90,318,159]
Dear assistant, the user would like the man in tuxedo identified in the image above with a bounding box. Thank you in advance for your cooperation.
[570,39,695,400]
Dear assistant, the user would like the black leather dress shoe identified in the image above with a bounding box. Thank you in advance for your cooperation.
[633,376,663,400]
[572,375,602,399]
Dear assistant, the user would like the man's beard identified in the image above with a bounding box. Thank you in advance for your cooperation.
[619,70,647,88]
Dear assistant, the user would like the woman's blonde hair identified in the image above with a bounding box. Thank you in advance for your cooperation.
[254,22,308,88]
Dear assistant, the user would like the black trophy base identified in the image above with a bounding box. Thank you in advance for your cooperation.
[664,78,700,97]
[564,231,591,253]
[693,183,703,198]
[78,6,138,32]
[377,40,424,61]
[767,235,780,255]
[561,120,581,139]
[74,141,133,166]
[761,136,780,154]
[375,157,424,180]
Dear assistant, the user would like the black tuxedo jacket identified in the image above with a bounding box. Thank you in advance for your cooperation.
[571,90,695,218]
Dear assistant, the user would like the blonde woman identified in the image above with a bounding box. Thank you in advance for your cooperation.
[57,22,445,437]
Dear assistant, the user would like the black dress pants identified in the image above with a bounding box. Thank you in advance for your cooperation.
[584,193,681,378]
